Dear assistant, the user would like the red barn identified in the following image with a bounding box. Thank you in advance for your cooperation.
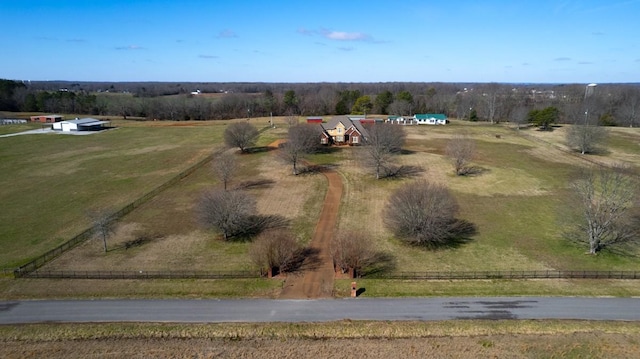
[30,115,63,123]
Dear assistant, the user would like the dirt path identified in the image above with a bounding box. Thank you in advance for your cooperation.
[267,141,342,299]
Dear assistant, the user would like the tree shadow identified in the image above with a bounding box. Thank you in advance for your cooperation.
[234,179,275,190]
[228,215,290,242]
[416,219,478,250]
[112,232,163,252]
[314,146,342,155]
[458,166,489,177]
[287,247,321,273]
[584,147,611,156]
[244,146,278,154]
[382,165,425,179]
[400,149,417,155]
[360,252,397,277]
[299,163,341,175]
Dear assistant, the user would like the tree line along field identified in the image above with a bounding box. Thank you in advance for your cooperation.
[1,117,640,298]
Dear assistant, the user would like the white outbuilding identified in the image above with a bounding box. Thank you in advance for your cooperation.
[52,118,110,132]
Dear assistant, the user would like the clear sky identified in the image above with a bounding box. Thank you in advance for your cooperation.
[2,0,639,83]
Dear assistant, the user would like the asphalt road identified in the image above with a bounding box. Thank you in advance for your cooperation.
[2,297,640,324]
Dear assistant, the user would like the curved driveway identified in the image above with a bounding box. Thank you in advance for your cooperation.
[2,297,640,324]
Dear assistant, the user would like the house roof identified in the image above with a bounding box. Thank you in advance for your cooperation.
[414,113,447,120]
[321,116,369,138]
[64,118,110,126]
[322,116,352,131]
[31,114,63,118]
[350,119,369,137]
[347,116,365,121]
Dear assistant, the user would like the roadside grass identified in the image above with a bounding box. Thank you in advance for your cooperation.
[3,324,639,358]
[335,278,640,297]
[1,320,639,341]
[0,277,283,299]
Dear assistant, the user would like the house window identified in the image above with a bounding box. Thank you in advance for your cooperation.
[352,136,359,144]
[336,135,344,142]
[338,127,343,134]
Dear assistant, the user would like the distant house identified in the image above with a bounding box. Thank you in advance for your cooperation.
[0,119,27,125]
[30,114,63,123]
[414,114,447,125]
[52,118,110,132]
[387,116,414,125]
[306,116,323,124]
[320,116,368,145]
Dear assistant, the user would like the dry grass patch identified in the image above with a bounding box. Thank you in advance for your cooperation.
[2,321,640,359]
[250,152,323,221]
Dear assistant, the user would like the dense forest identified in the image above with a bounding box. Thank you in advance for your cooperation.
[1,79,639,126]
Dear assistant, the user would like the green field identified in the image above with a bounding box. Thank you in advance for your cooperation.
[1,118,639,298]
[0,119,234,268]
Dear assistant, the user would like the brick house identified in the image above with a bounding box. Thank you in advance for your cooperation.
[320,116,368,145]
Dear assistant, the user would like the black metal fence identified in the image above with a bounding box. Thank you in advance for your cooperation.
[2,268,17,276]
[18,269,261,280]
[15,269,640,281]
[365,270,640,280]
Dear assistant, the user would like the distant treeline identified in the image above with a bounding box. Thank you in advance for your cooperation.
[1,79,639,126]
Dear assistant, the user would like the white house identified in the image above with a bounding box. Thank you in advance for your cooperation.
[52,118,110,132]
[414,114,448,125]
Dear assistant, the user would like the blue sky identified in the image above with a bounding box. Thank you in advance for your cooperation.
[2,0,639,83]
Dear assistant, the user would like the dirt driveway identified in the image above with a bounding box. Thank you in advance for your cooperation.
[268,141,343,299]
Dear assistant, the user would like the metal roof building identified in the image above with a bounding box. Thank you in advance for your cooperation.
[52,118,110,132]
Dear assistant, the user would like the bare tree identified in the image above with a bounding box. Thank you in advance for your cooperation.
[284,109,299,128]
[479,83,501,124]
[387,100,412,116]
[454,92,475,121]
[511,106,530,130]
[618,87,640,127]
[212,151,236,190]
[223,122,259,153]
[331,230,374,278]
[383,180,475,247]
[363,123,406,179]
[446,134,476,176]
[279,124,322,175]
[88,210,116,253]
[566,123,608,154]
[249,229,303,277]
[197,189,257,240]
[571,166,638,254]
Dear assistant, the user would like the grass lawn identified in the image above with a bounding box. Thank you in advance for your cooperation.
[0,118,254,268]
[1,117,640,298]
[337,122,640,276]
[0,122,43,135]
